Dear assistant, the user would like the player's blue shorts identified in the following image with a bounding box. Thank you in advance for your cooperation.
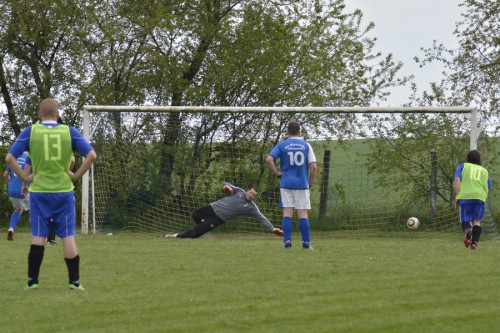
[458,201,485,223]
[29,191,76,238]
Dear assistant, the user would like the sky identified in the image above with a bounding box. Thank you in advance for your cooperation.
[344,0,464,106]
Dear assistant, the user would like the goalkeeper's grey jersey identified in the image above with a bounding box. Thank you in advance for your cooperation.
[210,184,274,230]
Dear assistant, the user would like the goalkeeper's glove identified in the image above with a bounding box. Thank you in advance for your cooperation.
[223,185,234,194]
[272,228,283,237]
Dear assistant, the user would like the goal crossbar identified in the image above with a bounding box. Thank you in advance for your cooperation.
[84,105,476,113]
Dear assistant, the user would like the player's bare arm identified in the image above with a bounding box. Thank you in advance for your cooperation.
[3,169,10,182]
[67,150,97,182]
[309,162,317,188]
[5,153,33,183]
[266,155,282,178]
[453,177,461,209]
[21,164,32,196]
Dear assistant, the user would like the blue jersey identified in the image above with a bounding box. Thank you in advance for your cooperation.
[269,137,316,189]
[6,152,30,198]
[8,122,93,169]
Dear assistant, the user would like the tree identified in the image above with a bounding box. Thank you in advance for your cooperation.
[365,0,499,208]
[0,0,89,138]
[0,0,408,225]
[415,0,499,132]
[137,0,408,191]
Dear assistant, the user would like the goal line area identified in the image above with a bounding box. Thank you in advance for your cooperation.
[80,106,498,240]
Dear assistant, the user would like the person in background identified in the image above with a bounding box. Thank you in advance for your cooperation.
[454,149,492,250]
[4,151,30,241]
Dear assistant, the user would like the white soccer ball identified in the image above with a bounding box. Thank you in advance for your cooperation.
[406,217,420,229]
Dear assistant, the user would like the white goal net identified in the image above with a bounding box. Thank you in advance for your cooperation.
[80,106,498,240]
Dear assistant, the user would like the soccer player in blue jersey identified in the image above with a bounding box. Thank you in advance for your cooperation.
[454,150,492,250]
[3,152,30,241]
[5,98,97,290]
[266,121,317,249]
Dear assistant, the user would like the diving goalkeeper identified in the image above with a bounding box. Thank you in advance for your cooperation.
[164,183,283,238]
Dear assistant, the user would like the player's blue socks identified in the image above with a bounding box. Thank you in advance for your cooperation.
[9,211,21,230]
[282,216,293,247]
[299,218,310,247]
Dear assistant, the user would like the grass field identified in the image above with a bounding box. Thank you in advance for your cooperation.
[1,232,499,333]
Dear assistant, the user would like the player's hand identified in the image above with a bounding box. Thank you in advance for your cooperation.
[223,185,233,194]
[276,172,282,179]
[272,228,283,237]
[66,170,78,182]
[22,184,29,196]
[22,173,34,184]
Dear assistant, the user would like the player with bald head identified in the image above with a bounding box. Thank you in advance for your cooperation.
[39,98,59,117]
[6,98,97,290]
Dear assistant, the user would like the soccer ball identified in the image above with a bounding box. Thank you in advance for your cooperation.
[406,217,420,229]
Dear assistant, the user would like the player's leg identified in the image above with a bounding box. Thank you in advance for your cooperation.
[281,208,294,248]
[7,198,25,241]
[280,189,294,248]
[460,221,472,248]
[26,194,49,289]
[47,218,57,245]
[191,205,212,225]
[55,192,84,290]
[27,236,46,289]
[8,209,22,241]
[459,203,473,248]
[295,190,312,249]
[178,215,225,238]
[470,221,481,250]
[297,209,311,249]
[61,236,84,289]
[470,203,484,250]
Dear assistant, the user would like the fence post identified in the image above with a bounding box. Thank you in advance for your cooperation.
[430,150,438,227]
[319,150,331,219]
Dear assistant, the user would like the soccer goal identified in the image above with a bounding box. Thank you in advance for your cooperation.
[80,105,498,239]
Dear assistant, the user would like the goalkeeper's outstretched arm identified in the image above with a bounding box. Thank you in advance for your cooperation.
[222,182,235,194]
[250,206,283,237]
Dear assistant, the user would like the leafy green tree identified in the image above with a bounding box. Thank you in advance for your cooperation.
[0,0,408,227]
[415,0,499,131]
[0,0,89,137]
[366,0,499,209]
[138,0,407,191]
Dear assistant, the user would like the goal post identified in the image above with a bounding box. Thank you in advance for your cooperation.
[80,105,491,238]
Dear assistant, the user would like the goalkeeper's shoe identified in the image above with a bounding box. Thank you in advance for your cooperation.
[470,243,477,250]
[272,228,283,237]
[7,228,14,241]
[164,233,179,238]
[69,283,86,291]
[25,283,39,290]
[464,232,472,248]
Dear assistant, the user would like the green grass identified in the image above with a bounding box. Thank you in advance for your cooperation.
[1,232,500,333]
